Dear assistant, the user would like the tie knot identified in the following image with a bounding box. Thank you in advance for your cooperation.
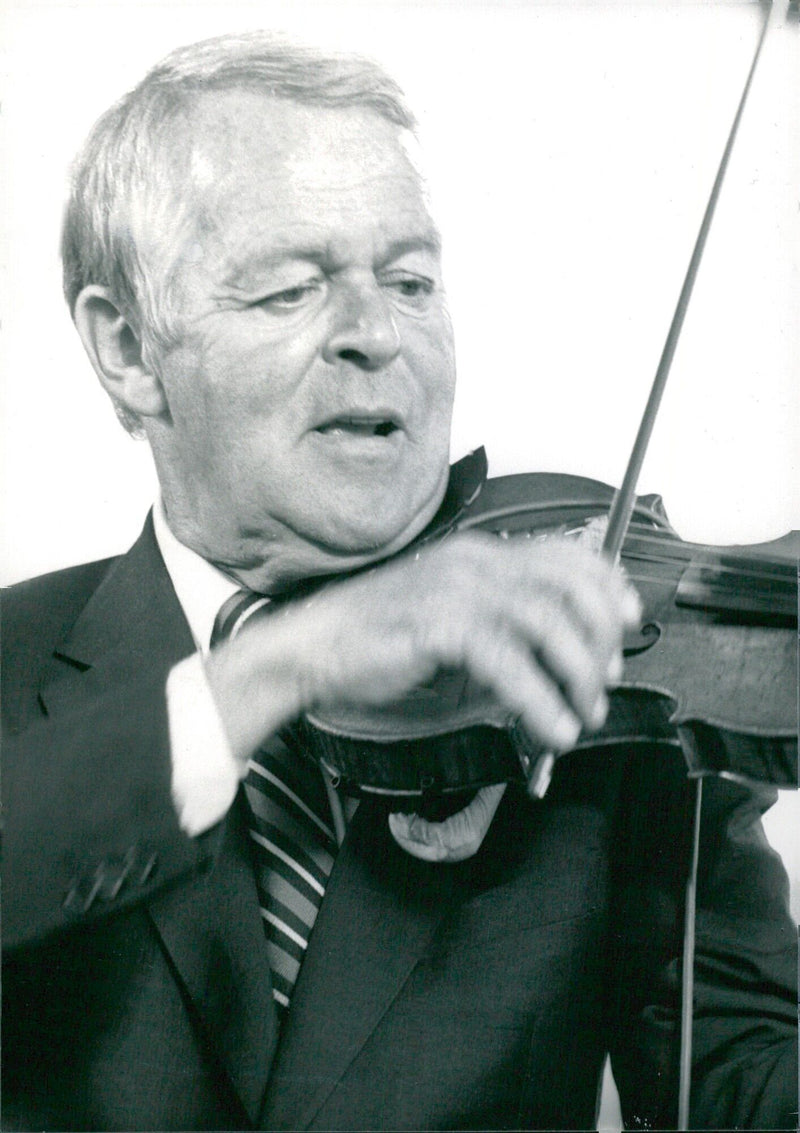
[211,589,272,647]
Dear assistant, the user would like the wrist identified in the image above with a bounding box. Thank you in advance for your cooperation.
[203,617,304,765]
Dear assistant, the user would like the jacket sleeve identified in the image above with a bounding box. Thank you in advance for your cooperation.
[2,674,213,950]
[607,747,798,1130]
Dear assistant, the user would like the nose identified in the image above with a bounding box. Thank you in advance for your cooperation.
[322,277,401,371]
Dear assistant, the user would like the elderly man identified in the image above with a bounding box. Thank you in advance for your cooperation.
[2,32,796,1132]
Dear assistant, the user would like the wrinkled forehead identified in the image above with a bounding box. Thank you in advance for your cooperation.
[173,90,431,246]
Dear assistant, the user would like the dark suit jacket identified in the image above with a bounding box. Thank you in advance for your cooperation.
[2,518,797,1130]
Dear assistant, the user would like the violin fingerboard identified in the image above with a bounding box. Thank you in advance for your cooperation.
[676,557,797,626]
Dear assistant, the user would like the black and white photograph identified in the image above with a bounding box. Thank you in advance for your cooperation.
[1,1,798,1129]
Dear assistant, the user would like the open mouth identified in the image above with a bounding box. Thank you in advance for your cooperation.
[314,415,401,438]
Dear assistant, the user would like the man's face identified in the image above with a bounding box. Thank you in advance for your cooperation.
[146,92,456,587]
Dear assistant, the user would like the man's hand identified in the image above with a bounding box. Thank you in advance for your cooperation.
[203,531,640,776]
[388,783,508,862]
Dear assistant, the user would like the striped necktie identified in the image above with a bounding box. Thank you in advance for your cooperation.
[212,590,338,1017]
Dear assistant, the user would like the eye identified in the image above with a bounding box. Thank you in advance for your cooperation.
[258,281,323,310]
[381,272,436,307]
[396,279,432,298]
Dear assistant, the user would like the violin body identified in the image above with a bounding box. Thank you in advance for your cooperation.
[301,471,798,800]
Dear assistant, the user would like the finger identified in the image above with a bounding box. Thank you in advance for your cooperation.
[463,632,583,750]
[507,593,611,731]
[509,543,639,661]
[605,564,642,626]
[388,783,507,862]
[542,564,627,662]
[425,534,636,685]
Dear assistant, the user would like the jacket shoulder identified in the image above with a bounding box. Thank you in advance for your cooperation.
[2,558,117,725]
[3,557,117,642]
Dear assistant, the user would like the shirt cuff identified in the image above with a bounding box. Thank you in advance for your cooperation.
[167,653,242,837]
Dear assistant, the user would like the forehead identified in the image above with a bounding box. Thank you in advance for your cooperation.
[177,91,435,265]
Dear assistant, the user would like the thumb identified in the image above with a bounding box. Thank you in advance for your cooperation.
[387,783,507,862]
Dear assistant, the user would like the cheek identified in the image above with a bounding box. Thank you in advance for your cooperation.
[163,332,303,437]
[213,316,323,410]
[412,321,457,416]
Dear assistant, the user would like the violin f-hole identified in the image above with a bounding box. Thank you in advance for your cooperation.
[622,620,661,657]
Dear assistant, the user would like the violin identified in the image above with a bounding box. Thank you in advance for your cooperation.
[301,462,798,802]
[302,12,794,1126]
[299,2,798,807]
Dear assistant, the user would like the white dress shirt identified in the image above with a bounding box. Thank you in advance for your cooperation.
[153,500,245,836]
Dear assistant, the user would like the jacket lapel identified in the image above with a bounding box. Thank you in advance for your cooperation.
[146,793,279,1125]
[39,514,196,718]
[261,799,456,1130]
[39,516,277,1124]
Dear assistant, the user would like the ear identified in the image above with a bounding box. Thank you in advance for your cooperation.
[73,285,169,419]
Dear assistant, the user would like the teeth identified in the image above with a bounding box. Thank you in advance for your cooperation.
[318,418,397,436]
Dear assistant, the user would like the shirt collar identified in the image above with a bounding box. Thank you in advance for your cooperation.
[152,498,240,655]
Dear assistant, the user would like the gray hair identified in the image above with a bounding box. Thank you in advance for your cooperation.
[61,32,416,431]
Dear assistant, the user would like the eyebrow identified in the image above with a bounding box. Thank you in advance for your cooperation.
[380,234,443,261]
[221,232,443,288]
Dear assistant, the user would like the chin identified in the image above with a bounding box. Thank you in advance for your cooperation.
[322,514,417,557]
[323,491,443,560]
[269,455,451,568]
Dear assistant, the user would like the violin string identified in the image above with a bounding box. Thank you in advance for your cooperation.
[621,552,789,582]
[504,518,791,582]
[620,536,792,581]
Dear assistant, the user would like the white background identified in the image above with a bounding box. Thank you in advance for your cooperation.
[1,0,797,919]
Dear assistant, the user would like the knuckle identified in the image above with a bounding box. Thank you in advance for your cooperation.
[529,585,569,641]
